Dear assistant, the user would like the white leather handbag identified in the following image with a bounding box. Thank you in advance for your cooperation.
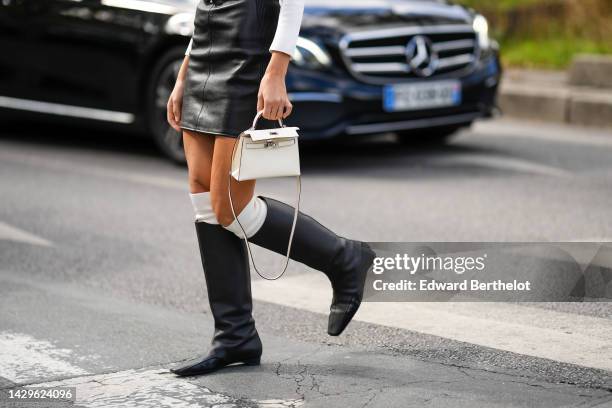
[230,111,301,181]
[228,110,301,280]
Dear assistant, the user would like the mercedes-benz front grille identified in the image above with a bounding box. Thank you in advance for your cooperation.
[339,25,479,83]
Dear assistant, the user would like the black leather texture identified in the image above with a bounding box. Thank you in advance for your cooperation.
[180,0,280,137]
[172,221,261,377]
[250,196,376,336]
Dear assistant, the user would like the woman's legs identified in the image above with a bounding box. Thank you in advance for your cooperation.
[208,134,376,337]
[209,136,257,227]
[172,131,261,377]
[183,130,261,227]
[175,127,375,375]
[209,136,269,238]
[184,129,214,193]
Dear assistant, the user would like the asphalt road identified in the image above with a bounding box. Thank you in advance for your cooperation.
[1,118,612,407]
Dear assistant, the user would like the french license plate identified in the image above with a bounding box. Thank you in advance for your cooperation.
[383,80,462,112]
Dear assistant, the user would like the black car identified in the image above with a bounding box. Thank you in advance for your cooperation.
[0,0,501,163]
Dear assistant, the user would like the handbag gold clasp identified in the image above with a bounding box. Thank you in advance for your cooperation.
[264,139,279,148]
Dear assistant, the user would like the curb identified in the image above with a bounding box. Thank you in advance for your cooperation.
[499,75,612,130]
[569,55,612,89]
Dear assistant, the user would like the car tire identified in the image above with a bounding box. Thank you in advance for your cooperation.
[147,47,186,164]
[396,123,471,146]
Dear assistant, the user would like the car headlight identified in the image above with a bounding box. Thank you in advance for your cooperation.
[292,37,331,69]
[472,14,490,51]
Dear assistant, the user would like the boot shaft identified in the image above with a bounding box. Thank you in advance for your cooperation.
[194,222,258,349]
[249,196,345,277]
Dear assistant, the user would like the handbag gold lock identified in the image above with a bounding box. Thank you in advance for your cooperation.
[264,139,279,148]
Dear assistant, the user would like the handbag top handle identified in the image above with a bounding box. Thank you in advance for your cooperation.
[249,110,285,130]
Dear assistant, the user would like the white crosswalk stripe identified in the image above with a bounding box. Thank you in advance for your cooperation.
[38,369,302,408]
[251,273,612,372]
[0,332,89,383]
[0,331,301,408]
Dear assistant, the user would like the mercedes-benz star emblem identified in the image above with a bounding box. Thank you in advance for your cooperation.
[405,35,438,77]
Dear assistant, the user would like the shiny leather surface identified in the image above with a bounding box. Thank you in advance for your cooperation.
[180,0,280,137]
[172,221,261,377]
[250,196,376,336]
[327,241,376,336]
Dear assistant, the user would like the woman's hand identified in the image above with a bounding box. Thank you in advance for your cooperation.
[167,80,185,131]
[167,56,190,131]
[258,51,293,120]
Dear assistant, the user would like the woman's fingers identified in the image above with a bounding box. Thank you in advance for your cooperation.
[271,103,282,120]
[263,99,279,120]
[276,102,285,120]
[167,81,185,131]
[167,100,174,127]
[262,103,271,120]
[257,92,264,113]
[282,101,293,119]
[173,98,182,128]
[167,99,179,131]
[262,99,293,120]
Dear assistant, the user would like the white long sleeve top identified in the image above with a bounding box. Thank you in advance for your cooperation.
[185,0,304,58]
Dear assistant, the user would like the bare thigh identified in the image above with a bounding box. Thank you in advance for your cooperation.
[183,129,215,193]
[210,136,256,227]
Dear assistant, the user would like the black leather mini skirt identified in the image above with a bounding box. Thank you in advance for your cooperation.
[180,0,280,138]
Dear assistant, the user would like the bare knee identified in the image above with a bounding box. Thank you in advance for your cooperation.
[210,194,235,227]
[188,173,210,193]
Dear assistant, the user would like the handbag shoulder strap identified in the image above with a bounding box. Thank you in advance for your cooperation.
[228,137,300,281]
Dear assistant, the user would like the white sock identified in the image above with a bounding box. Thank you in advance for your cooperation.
[190,192,218,224]
[224,196,267,238]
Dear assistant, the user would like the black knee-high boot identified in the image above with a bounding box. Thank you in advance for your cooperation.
[249,196,376,336]
[171,222,262,376]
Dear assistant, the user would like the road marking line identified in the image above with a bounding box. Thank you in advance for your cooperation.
[38,369,238,408]
[251,273,612,371]
[0,222,53,247]
[0,332,89,383]
[0,150,186,190]
[0,96,135,124]
[0,330,302,407]
[429,154,572,178]
[37,368,302,408]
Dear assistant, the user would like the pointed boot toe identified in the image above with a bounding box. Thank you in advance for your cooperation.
[327,242,376,336]
[249,197,376,337]
[327,298,361,336]
[171,353,261,377]
[171,355,226,377]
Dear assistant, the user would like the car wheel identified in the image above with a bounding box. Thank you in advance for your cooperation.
[396,123,471,146]
[147,48,186,164]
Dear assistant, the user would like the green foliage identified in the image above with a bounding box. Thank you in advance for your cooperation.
[458,0,549,12]
[454,0,612,68]
[502,38,612,69]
